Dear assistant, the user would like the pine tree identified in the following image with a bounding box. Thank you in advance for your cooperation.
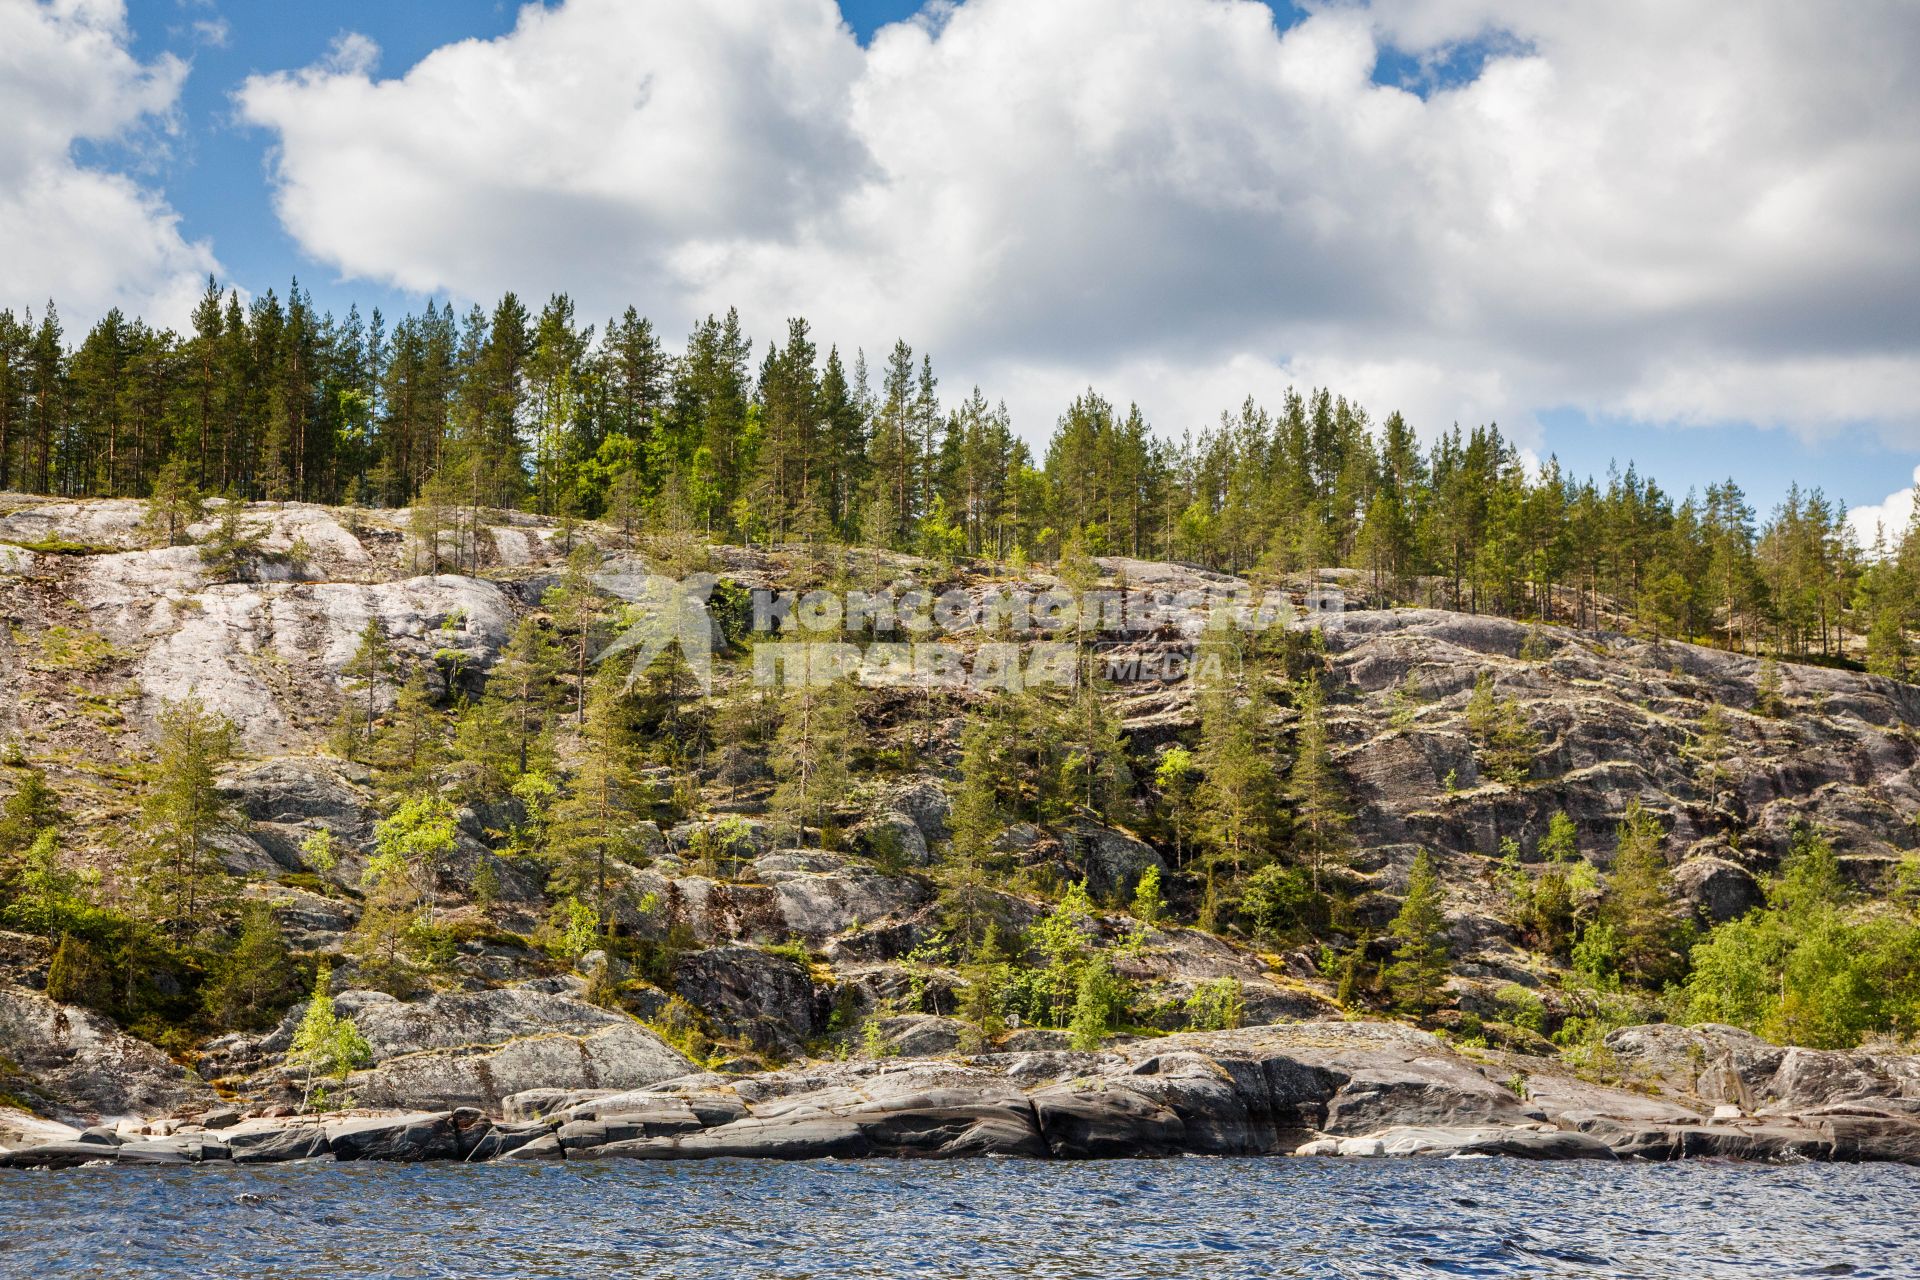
[770,661,856,847]
[1152,745,1198,867]
[1384,849,1450,1015]
[1287,679,1349,892]
[1193,651,1277,881]
[136,696,239,931]
[949,712,1008,868]
[202,902,301,1030]
[1465,671,1537,785]
[374,665,444,794]
[544,542,605,726]
[1689,703,1733,809]
[492,616,560,775]
[198,500,267,582]
[548,666,650,929]
[0,767,63,865]
[1602,801,1681,985]
[1755,657,1787,717]
[1866,601,1910,680]
[1061,663,1132,817]
[334,617,395,763]
[140,457,204,547]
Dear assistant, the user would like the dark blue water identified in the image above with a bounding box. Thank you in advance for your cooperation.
[0,1157,1911,1278]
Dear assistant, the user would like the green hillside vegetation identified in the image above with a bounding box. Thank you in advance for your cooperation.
[1,284,1919,1078]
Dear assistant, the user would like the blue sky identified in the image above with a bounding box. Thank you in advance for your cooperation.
[116,0,955,324]
[21,1,1920,532]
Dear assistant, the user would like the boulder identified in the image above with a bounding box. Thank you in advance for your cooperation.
[0,1141,118,1170]
[346,1023,695,1112]
[672,944,822,1056]
[575,1115,871,1161]
[755,854,932,941]
[853,810,932,867]
[1298,1125,1615,1160]
[324,1111,460,1162]
[1030,1080,1186,1158]
[1673,857,1765,925]
[115,1136,231,1165]
[464,1120,559,1162]
[314,986,638,1063]
[1321,1061,1544,1134]
[881,778,951,848]
[1061,822,1165,902]
[0,1106,81,1153]
[0,984,215,1121]
[225,1121,332,1163]
[875,1015,966,1059]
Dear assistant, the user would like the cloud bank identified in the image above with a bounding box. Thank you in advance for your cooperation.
[0,0,219,327]
[1850,466,1920,550]
[232,0,1920,462]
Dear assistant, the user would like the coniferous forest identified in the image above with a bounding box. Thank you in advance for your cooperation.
[2,281,1914,677]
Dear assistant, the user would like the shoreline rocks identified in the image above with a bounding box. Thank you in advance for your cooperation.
[10,1019,1920,1171]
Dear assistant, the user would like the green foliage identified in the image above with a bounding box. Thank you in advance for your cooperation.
[374,792,458,896]
[1755,658,1787,717]
[1059,665,1134,820]
[1593,801,1684,986]
[548,896,602,963]
[373,666,445,793]
[197,501,271,582]
[0,767,63,908]
[769,666,857,845]
[1192,649,1279,880]
[289,965,373,1107]
[332,618,395,765]
[547,664,653,924]
[1237,862,1324,945]
[1152,745,1199,864]
[23,625,123,674]
[1286,678,1349,891]
[349,791,458,989]
[470,857,502,915]
[299,827,339,874]
[140,457,204,547]
[1497,817,1592,956]
[1129,864,1164,928]
[1,830,80,934]
[1184,978,1245,1031]
[1540,810,1579,862]
[45,932,111,1007]
[1465,671,1539,786]
[1067,954,1129,1049]
[1685,825,1920,1047]
[1492,983,1548,1036]
[135,696,239,931]
[1384,849,1450,1015]
[202,903,304,1031]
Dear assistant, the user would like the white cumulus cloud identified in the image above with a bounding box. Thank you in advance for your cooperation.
[237,0,1920,448]
[1849,465,1920,551]
[0,0,220,327]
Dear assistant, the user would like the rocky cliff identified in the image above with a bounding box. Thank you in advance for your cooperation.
[1,493,1917,1167]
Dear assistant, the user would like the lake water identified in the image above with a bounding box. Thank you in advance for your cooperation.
[0,1156,1912,1278]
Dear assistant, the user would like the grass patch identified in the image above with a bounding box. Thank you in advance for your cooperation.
[22,625,125,673]
[1,537,119,556]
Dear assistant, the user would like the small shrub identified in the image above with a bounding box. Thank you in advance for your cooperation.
[1184,978,1244,1031]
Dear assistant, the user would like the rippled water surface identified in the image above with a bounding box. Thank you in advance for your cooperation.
[1,1157,1913,1278]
